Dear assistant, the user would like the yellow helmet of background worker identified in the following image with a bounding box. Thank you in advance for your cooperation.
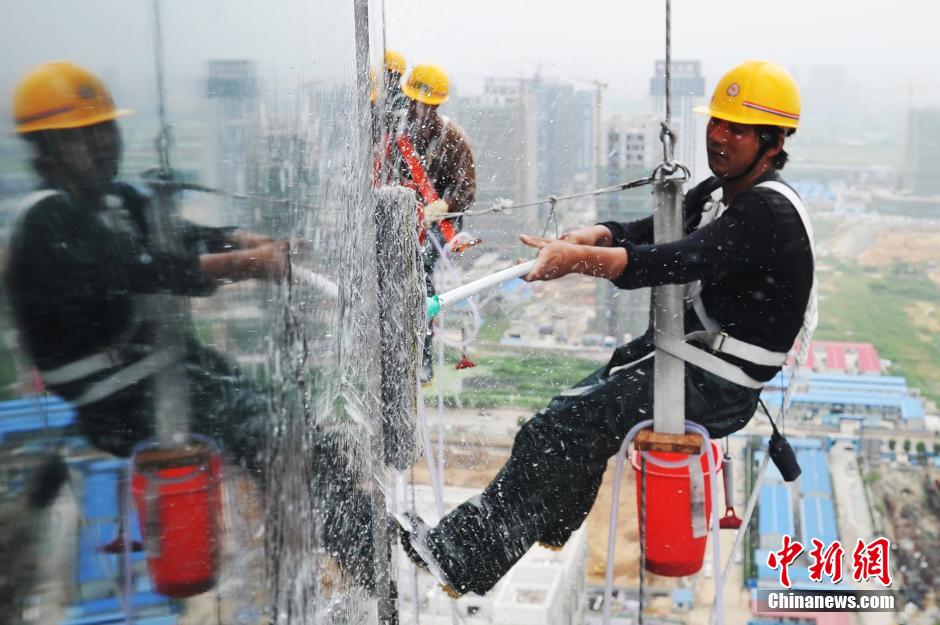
[13,61,131,134]
[694,60,800,130]
[384,49,407,76]
[403,64,449,106]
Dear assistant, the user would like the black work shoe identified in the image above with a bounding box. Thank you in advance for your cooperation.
[395,512,463,598]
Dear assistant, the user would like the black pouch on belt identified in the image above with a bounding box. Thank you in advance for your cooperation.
[760,398,802,482]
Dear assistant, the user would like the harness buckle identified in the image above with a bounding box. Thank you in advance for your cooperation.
[103,347,126,368]
[714,332,729,353]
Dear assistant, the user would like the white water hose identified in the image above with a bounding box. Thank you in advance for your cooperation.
[293,260,536,320]
[427,260,536,318]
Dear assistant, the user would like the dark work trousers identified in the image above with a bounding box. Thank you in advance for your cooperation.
[425,331,762,595]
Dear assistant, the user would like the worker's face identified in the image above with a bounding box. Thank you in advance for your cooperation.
[44,120,122,194]
[705,117,761,179]
[406,99,438,132]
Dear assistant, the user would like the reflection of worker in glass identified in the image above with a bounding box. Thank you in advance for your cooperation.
[6,61,288,476]
[400,61,814,597]
[8,61,381,594]
[381,63,476,380]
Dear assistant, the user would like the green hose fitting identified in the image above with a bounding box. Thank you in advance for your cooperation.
[426,294,441,319]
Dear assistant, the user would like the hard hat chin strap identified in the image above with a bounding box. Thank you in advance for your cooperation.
[719,142,771,182]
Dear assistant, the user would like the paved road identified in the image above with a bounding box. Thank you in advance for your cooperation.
[830,445,894,625]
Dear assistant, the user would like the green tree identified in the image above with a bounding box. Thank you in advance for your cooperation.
[903,439,912,453]
[933,443,940,455]
[916,441,926,456]
[888,439,897,451]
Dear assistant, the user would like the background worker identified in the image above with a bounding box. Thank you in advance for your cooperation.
[400,60,814,597]
[381,63,476,380]
[382,48,408,130]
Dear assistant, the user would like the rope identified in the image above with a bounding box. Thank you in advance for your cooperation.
[664,0,672,131]
[152,0,171,173]
[145,179,291,206]
[422,175,657,223]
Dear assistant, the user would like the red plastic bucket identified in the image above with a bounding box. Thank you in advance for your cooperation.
[131,439,223,598]
[631,440,721,576]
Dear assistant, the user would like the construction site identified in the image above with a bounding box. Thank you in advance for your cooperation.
[1,1,939,625]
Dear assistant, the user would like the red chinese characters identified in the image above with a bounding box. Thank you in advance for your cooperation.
[851,537,892,587]
[766,535,804,588]
[808,538,845,584]
[767,536,893,589]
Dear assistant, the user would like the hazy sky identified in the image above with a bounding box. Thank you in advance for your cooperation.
[386,0,940,108]
[1,1,937,125]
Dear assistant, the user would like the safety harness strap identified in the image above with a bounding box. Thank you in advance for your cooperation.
[71,347,183,407]
[40,350,126,386]
[15,189,62,214]
[655,332,765,389]
[671,179,816,388]
[684,330,788,367]
[396,135,458,243]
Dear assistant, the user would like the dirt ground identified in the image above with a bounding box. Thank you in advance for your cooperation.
[867,467,940,612]
[825,218,940,286]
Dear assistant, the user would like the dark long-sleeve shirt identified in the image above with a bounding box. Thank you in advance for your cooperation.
[600,171,814,382]
[5,182,234,375]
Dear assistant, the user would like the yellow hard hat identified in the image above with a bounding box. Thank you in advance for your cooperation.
[694,60,800,129]
[13,61,131,134]
[384,49,407,76]
[402,64,449,106]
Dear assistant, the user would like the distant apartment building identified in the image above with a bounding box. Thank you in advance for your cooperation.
[532,77,597,203]
[450,79,539,251]
[449,75,597,254]
[400,486,588,625]
[593,114,659,340]
[868,108,940,218]
[903,108,940,196]
[206,59,261,227]
[650,60,705,179]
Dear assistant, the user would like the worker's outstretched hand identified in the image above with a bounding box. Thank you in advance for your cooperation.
[520,233,629,282]
[228,229,274,250]
[244,240,291,282]
[520,234,581,282]
[559,225,614,247]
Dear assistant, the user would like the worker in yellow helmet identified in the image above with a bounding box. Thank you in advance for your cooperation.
[379,63,476,381]
[9,61,400,596]
[7,61,291,471]
[384,49,407,97]
[375,49,409,134]
[399,61,815,597]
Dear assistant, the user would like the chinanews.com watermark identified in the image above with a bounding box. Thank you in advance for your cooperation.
[756,590,898,613]
[755,535,902,614]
